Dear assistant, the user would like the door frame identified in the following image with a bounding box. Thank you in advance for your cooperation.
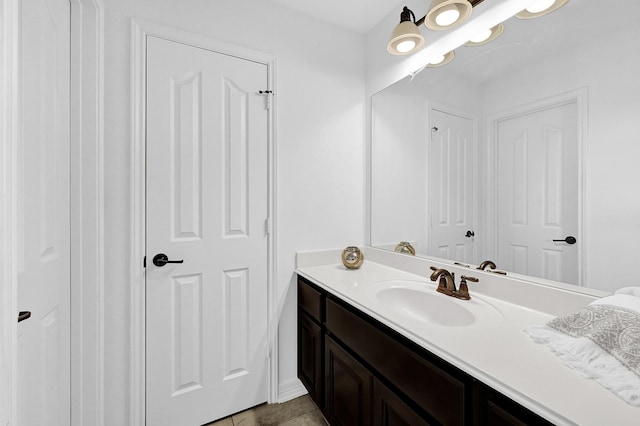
[0,0,105,425]
[130,19,278,425]
[426,102,479,263]
[484,88,587,286]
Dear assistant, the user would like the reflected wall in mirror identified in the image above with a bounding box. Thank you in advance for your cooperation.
[370,0,640,292]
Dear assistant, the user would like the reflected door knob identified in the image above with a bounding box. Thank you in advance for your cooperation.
[553,236,577,245]
[152,253,184,267]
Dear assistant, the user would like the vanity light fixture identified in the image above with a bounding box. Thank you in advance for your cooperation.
[388,0,484,56]
[387,6,426,55]
[464,22,504,46]
[516,0,569,19]
[424,0,473,30]
[426,50,455,67]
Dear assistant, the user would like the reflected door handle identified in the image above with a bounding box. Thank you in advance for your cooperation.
[553,236,577,245]
[152,253,184,267]
[18,311,31,323]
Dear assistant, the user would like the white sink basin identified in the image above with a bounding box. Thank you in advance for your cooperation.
[376,287,475,326]
[365,280,503,328]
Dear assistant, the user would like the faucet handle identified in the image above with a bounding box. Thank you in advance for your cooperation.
[457,275,478,300]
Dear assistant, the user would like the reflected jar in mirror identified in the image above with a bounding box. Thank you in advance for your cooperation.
[394,241,416,256]
[341,246,364,269]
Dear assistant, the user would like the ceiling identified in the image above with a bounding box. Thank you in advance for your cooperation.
[270,0,401,34]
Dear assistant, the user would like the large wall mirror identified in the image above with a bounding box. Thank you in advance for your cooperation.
[370,0,640,293]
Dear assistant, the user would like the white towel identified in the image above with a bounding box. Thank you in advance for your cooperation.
[526,290,640,407]
[616,287,640,298]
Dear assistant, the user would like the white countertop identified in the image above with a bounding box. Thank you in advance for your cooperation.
[295,250,638,426]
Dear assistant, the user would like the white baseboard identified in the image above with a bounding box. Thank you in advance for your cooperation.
[277,378,307,403]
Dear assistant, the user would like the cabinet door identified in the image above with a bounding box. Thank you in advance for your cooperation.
[373,379,431,426]
[474,383,554,426]
[298,311,323,408]
[485,401,528,426]
[325,336,372,426]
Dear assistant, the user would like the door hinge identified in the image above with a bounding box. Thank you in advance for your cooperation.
[265,217,272,235]
[265,341,271,360]
[259,90,273,110]
[143,255,146,268]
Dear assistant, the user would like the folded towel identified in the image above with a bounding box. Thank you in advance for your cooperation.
[616,287,640,298]
[526,292,640,406]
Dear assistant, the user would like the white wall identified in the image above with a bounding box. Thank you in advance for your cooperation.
[371,80,427,251]
[101,0,364,422]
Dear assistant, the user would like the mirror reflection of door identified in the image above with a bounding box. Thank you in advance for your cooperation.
[496,101,580,284]
[428,108,476,263]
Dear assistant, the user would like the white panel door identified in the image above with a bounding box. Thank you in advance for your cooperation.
[146,36,269,425]
[497,101,579,284]
[17,0,71,424]
[429,109,475,263]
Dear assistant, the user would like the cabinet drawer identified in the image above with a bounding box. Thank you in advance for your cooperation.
[298,277,323,322]
[326,298,467,426]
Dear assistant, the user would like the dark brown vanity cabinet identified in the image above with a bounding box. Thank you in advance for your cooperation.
[297,278,324,407]
[297,275,553,426]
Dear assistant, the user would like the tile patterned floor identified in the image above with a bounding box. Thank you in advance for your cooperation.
[206,395,326,426]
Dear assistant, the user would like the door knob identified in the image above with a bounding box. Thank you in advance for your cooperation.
[18,311,31,323]
[152,253,184,267]
[553,236,577,245]
[465,230,475,238]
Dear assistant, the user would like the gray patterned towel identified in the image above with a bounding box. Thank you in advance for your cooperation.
[526,293,640,406]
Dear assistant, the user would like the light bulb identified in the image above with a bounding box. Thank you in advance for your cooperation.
[396,40,416,53]
[387,19,425,55]
[430,55,445,65]
[469,29,492,43]
[435,6,460,26]
[526,0,556,14]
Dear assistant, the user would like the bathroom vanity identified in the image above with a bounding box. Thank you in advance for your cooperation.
[298,275,551,425]
[296,248,638,425]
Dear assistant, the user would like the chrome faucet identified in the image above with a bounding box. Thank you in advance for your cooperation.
[430,266,478,300]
